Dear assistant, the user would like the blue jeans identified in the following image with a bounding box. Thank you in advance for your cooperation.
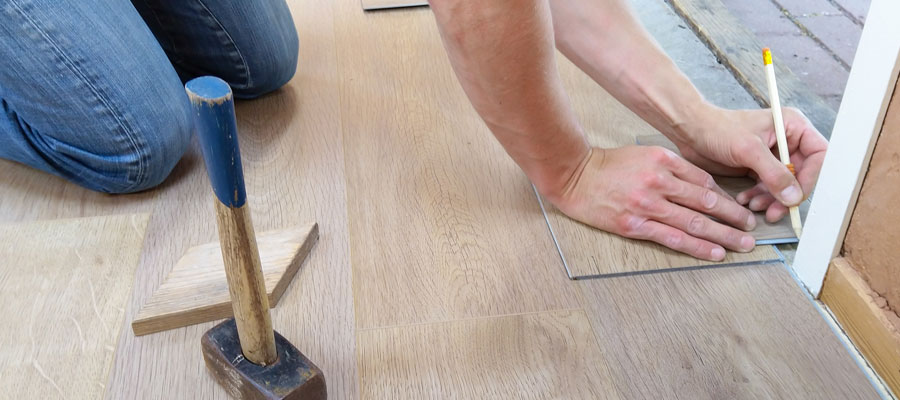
[0,0,298,193]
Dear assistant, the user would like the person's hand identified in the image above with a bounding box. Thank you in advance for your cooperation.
[669,107,827,222]
[549,146,757,261]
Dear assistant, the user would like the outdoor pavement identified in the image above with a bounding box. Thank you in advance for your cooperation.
[633,0,759,110]
[721,0,870,111]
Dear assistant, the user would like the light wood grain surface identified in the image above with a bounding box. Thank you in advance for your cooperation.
[540,58,782,278]
[335,4,579,330]
[0,158,159,224]
[638,134,808,244]
[103,0,360,397]
[577,263,878,398]
[212,202,277,365]
[0,0,881,398]
[357,310,621,399]
[133,223,318,336]
[0,214,148,400]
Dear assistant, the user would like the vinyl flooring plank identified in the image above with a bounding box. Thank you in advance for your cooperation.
[104,0,360,397]
[539,57,781,278]
[357,310,621,399]
[335,3,580,330]
[576,263,879,399]
[0,214,148,399]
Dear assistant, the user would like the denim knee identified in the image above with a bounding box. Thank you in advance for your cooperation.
[231,21,299,99]
[110,97,192,193]
[130,106,192,192]
[79,93,193,194]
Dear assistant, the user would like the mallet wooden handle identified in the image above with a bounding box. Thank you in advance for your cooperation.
[186,76,277,366]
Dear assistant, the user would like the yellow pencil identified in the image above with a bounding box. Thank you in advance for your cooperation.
[762,48,803,238]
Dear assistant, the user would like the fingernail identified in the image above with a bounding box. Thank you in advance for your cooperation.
[780,185,802,204]
[746,214,757,230]
[741,235,755,251]
[711,247,725,260]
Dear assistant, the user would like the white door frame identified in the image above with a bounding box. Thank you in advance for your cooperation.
[792,0,900,296]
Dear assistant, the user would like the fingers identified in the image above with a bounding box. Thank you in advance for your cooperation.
[734,136,804,206]
[748,194,776,212]
[794,150,826,196]
[665,152,733,200]
[765,202,788,223]
[630,219,727,261]
[665,179,756,231]
[736,182,767,205]
[654,202,756,253]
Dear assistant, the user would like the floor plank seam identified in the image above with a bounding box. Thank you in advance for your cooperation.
[356,307,585,333]
[532,184,574,279]
[570,255,785,281]
[362,2,428,12]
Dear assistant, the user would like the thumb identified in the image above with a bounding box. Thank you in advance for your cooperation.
[736,137,803,206]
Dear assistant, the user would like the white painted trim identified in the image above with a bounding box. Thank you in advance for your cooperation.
[792,0,900,297]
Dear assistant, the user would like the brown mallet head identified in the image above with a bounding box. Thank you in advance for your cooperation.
[202,319,326,400]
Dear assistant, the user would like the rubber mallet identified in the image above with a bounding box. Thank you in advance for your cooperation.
[185,76,326,400]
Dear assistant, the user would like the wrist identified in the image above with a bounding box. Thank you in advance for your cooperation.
[665,99,722,146]
[531,142,594,204]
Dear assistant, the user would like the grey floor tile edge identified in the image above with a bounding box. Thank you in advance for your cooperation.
[570,255,785,281]
[532,184,576,280]
[361,1,427,11]
[534,185,785,280]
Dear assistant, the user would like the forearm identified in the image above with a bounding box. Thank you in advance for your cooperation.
[549,0,715,144]
[429,0,590,198]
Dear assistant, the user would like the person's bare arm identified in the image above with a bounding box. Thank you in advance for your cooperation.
[549,0,826,220]
[429,0,758,260]
[428,0,590,198]
[550,0,706,144]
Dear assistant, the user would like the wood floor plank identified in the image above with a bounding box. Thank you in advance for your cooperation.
[335,4,579,330]
[0,214,148,400]
[576,263,878,399]
[638,134,807,245]
[540,57,781,278]
[0,158,159,223]
[104,0,359,397]
[357,310,621,399]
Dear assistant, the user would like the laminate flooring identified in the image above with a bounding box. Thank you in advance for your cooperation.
[336,0,579,331]
[577,263,876,398]
[0,215,148,399]
[103,0,360,397]
[0,1,879,398]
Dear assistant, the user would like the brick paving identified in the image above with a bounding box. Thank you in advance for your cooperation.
[721,0,870,111]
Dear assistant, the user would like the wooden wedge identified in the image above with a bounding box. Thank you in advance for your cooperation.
[132,223,318,336]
